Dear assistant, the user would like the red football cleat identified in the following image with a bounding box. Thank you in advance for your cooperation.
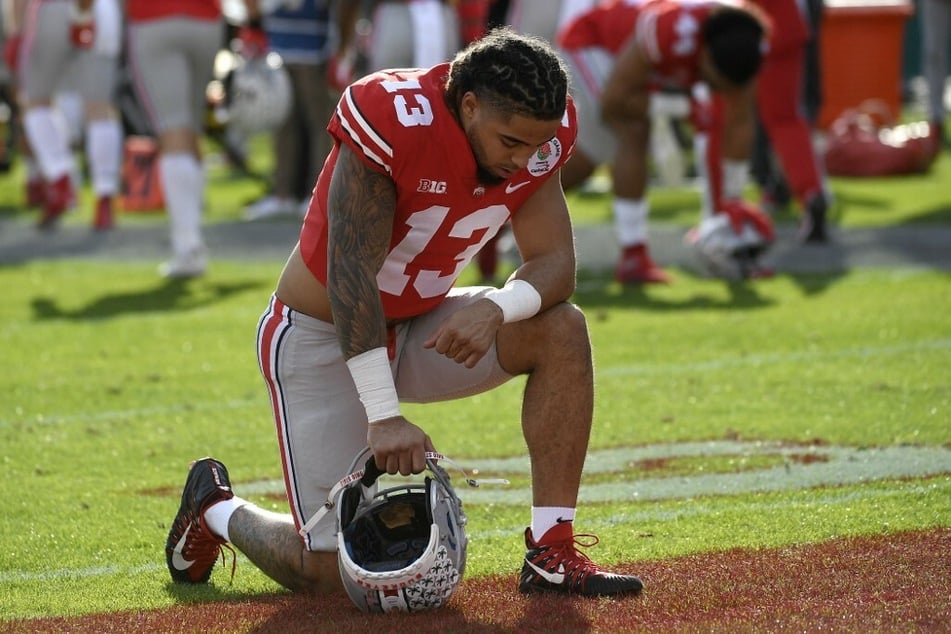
[37,174,75,230]
[92,196,114,231]
[26,177,46,208]
[519,522,643,596]
[615,243,671,284]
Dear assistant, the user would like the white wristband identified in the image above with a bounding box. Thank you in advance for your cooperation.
[484,279,542,323]
[345,347,401,424]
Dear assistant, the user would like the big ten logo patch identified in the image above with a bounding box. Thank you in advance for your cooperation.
[417,179,447,194]
[120,136,164,212]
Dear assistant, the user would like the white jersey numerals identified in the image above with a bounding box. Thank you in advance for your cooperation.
[381,78,434,127]
[671,12,700,57]
[374,77,505,298]
[378,205,510,298]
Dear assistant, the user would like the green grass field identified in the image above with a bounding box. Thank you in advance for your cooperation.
[0,135,949,623]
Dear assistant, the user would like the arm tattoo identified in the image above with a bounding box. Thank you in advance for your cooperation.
[326,146,397,360]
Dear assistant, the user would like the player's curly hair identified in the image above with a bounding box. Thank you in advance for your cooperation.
[703,7,767,86]
[445,26,568,121]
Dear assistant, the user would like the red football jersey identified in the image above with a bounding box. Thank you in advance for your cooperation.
[558,0,762,91]
[126,0,220,22]
[299,63,578,320]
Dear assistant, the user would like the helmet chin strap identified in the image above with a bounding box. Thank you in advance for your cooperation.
[424,451,511,488]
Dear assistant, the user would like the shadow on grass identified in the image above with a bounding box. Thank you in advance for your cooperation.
[572,272,775,312]
[832,190,951,225]
[30,278,266,320]
[572,269,856,311]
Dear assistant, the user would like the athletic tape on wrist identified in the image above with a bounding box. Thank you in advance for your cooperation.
[484,279,542,323]
[346,347,400,424]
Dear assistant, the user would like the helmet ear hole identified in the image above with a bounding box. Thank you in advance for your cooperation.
[337,485,364,534]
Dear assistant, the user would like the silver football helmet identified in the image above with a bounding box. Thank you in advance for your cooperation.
[685,212,773,280]
[335,448,468,613]
[225,52,292,135]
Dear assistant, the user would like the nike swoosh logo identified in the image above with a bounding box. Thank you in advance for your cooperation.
[171,523,195,571]
[505,181,531,194]
[526,559,566,584]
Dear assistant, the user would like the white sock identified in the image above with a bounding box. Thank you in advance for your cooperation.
[25,157,41,182]
[86,118,122,197]
[613,197,649,247]
[203,496,250,543]
[694,132,715,220]
[54,90,85,147]
[531,506,576,541]
[22,107,74,181]
[159,152,205,256]
[722,159,749,202]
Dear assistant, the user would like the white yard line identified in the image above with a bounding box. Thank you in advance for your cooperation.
[1,479,944,585]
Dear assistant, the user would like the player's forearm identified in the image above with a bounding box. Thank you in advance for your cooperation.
[609,118,650,200]
[327,254,389,359]
[325,148,396,360]
[721,86,756,161]
[331,0,362,53]
[511,252,576,307]
[721,116,754,163]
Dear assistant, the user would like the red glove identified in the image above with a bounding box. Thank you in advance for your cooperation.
[3,33,21,72]
[719,199,775,242]
[69,8,95,49]
[236,25,268,59]
[327,51,356,93]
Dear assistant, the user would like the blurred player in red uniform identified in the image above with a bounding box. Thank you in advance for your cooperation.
[745,0,829,241]
[166,28,643,600]
[559,0,824,283]
[126,0,220,277]
[5,0,121,230]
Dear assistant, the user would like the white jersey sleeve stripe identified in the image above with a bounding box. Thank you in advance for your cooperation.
[636,10,661,63]
[336,87,394,174]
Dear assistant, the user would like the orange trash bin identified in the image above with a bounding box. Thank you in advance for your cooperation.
[818,0,915,129]
[119,135,165,212]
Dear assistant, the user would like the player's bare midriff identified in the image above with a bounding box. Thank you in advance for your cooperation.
[275,243,336,323]
[275,243,410,328]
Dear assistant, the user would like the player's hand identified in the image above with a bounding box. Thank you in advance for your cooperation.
[719,199,775,242]
[423,299,501,368]
[367,417,435,476]
[3,33,21,72]
[236,25,268,59]
[69,7,95,49]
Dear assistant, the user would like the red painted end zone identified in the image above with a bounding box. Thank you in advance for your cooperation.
[6,528,949,633]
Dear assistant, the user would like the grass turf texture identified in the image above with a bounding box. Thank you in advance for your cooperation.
[1,261,949,621]
[0,133,949,626]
